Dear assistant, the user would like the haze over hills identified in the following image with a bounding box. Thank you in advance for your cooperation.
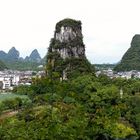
[0,47,44,70]
[3,33,140,72]
[0,47,42,63]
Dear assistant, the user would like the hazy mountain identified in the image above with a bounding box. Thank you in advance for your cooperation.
[0,47,42,62]
[7,47,20,61]
[0,47,44,70]
[26,49,41,63]
[0,51,7,60]
[24,56,30,61]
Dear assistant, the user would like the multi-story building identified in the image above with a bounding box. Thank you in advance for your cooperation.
[0,70,45,90]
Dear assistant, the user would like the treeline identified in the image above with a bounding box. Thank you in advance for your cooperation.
[95,64,116,71]
[0,74,140,140]
[0,59,44,71]
[5,60,43,71]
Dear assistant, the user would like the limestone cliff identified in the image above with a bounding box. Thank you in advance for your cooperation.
[46,18,92,79]
[114,34,140,71]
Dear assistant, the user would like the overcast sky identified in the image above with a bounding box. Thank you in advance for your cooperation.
[0,0,140,64]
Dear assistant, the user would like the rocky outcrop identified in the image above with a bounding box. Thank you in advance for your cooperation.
[114,34,140,71]
[46,18,92,79]
[55,26,82,43]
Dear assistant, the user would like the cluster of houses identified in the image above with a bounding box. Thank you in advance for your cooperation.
[1,68,140,91]
[0,70,45,91]
[96,69,140,79]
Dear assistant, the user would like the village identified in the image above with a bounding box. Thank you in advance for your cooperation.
[1,68,140,91]
[96,69,140,79]
[0,70,45,91]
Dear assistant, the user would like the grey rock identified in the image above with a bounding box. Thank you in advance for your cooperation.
[47,18,92,79]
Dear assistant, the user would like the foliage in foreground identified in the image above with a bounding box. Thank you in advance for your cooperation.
[0,74,140,140]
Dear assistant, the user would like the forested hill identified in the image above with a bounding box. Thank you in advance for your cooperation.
[0,47,42,63]
[114,34,140,71]
[0,60,7,70]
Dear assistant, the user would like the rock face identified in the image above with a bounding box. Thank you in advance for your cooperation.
[46,18,92,79]
[114,34,140,71]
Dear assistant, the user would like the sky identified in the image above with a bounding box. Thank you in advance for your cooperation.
[0,0,140,64]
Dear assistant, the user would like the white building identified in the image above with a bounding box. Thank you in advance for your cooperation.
[0,77,11,89]
[0,74,20,90]
[12,75,20,86]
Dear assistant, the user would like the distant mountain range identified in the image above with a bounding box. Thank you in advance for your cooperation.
[0,47,46,70]
[0,47,42,63]
[24,49,41,63]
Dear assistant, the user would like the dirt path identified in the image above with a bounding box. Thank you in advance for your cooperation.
[0,105,45,120]
[0,110,18,120]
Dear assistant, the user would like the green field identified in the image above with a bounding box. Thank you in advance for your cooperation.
[0,93,29,102]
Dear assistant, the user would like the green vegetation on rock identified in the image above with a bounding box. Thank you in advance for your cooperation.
[114,34,140,71]
[55,18,81,33]
[46,18,94,79]
[0,47,43,70]
[5,60,43,71]
[1,19,140,140]
[0,60,7,70]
